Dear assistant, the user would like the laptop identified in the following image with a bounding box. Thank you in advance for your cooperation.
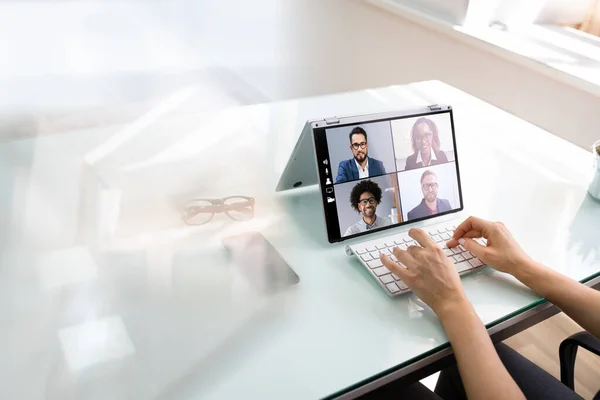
[277,105,487,296]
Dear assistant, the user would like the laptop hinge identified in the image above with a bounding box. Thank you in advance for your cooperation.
[325,117,340,125]
[428,104,442,111]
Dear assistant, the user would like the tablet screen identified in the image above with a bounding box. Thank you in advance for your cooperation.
[313,109,463,243]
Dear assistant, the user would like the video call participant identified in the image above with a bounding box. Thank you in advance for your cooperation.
[407,170,452,220]
[335,126,386,183]
[405,117,449,170]
[345,180,392,236]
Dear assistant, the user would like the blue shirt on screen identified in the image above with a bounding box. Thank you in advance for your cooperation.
[335,157,386,183]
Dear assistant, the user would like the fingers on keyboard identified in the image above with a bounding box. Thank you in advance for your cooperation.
[355,221,473,295]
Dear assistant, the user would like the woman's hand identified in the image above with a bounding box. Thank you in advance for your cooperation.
[381,228,467,315]
[446,217,533,276]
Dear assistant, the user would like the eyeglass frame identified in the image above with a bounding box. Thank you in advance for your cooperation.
[351,141,367,150]
[421,182,439,191]
[415,132,433,142]
[181,196,255,226]
[358,197,377,206]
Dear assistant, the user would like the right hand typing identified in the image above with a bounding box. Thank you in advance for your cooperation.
[446,217,533,275]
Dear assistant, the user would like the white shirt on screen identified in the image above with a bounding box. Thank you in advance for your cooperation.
[355,159,369,179]
[416,148,437,167]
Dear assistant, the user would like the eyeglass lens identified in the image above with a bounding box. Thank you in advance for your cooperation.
[184,200,214,225]
[224,197,254,221]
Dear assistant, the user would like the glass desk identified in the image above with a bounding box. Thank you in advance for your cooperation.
[1,80,599,399]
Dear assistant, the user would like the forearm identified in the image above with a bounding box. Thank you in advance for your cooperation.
[437,299,525,400]
[516,261,600,338]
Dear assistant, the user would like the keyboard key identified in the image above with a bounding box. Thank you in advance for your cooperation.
[394,240,404,245]
[369,251,380,259]
[361,254,373,262]
[438,228,447,234]
[380,274,394,284]
[453,254,465,263]
[396,280,408,290]
[380,249,391,256]
[392,273,401,281]
[469,258,484,268]
[403,237,413,243]
[461,251,472,260]
[455,261,472,273]
[356,248,367,255]
[441,232,451,240]
[366,246,377,252]
[367,259,383,269]
[385,242,396,247]
[432,235,442,242]
[373,266,391,276]
[443,249,454,257]
[451,247,462,254]
[386,282,400,293]
[390,255,398,262]
[458,245,466,252]
[376,244,386,250]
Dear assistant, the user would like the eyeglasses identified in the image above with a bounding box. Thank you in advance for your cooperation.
[416,132,433,141]
[421,183,439,191]
[182,196,255,225]
[358,197,377,206]
[351,142,367,150]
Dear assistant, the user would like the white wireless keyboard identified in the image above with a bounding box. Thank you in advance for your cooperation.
[345,219,487,297]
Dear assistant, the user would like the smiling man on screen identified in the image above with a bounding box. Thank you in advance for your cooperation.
[407,170,451,220]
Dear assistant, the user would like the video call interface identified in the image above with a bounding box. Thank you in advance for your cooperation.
[319,111,462,240]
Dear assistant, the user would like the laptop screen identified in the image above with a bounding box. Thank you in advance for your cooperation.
[312,108,463,243]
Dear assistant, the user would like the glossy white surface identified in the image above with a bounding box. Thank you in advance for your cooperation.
[2,80,600,399]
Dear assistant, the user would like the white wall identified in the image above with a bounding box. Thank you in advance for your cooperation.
[361,0,600,149]
[1,0,599,151]
[387,0,469,24]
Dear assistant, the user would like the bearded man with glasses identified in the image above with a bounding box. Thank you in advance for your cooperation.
[407,170,452,221]
[335,126,386,183]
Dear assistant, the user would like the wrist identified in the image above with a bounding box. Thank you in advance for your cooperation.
[432,293,472,322]
[512,258,546,283]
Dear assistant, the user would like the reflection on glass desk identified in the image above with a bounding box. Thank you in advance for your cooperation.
[1,80,599,400]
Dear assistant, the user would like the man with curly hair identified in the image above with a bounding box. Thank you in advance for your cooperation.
[345,179,391,236]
